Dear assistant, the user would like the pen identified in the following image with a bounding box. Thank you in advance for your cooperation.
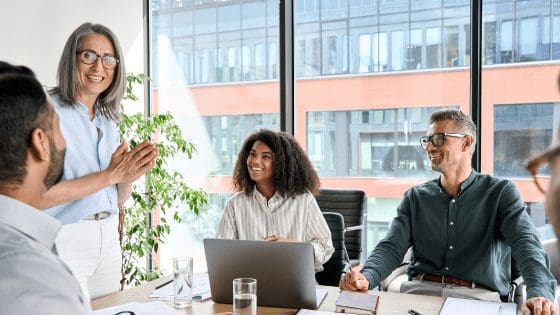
[408,309,422,315]
[342,262,352,274]
[155,279,173,290]
[341,251,353,286]
[341,250,352,275]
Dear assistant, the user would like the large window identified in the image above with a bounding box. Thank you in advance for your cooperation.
[295,1,473,250]
[494,103,560,178]
[151,0,280,272]
[204,113,279,175]
[483,0,560,243]
[155,1,559,83]
[493,101,560,240]
[151,0,560,271]
[306,107,452,178]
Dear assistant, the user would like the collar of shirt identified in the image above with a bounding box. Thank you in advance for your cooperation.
[251,188,283,208]
[437,169,478,196]
[74,101,90,116]
[0,194,61,250]
[73,100,107,134]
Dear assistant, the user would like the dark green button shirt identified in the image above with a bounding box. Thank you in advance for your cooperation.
[362,170,556,300]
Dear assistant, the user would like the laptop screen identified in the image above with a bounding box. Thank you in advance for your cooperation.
[204,238,321,309]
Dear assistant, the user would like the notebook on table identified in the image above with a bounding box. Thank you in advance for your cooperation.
[438,297,517,315]
[204,238,327,309]
[335,290,379,314]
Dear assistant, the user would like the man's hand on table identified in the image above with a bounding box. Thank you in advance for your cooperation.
[521,296,557,315]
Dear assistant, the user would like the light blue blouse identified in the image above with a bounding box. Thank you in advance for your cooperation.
[45,94,120,224]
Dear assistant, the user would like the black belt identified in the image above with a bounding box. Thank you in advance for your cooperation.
[416,273,489,290]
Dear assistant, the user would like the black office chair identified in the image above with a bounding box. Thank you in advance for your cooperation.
[315,189,367,266]
[316,212,350,286]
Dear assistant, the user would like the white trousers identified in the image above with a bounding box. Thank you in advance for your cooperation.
[55,215,121,301]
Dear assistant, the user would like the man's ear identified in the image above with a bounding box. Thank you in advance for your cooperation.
[463,135,474,151]
[29,128,50,162]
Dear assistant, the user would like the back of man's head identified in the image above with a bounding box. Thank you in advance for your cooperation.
[0,61,35,77]
[0,61,50,185]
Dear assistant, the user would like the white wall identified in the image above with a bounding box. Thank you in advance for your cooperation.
[0,0,144,87]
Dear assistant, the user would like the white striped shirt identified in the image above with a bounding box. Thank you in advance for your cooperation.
[216,189,334,271]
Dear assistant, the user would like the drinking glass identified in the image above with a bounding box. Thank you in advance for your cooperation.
[173,257,193,308]
[233,278,257,315]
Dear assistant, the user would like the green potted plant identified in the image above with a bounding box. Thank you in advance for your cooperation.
[118,73,208,289]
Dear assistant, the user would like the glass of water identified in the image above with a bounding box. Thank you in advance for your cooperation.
[233,278,257,315]
[173,257,193,308]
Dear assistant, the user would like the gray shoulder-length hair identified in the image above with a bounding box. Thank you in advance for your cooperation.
[49,22,126,121]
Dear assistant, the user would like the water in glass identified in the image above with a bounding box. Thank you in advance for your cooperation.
[173,257,193,308]
[234,293,257,315]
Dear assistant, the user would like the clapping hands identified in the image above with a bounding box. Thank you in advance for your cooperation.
[107,140,158,185]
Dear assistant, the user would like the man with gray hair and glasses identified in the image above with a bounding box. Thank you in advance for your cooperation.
[341,109,557,315]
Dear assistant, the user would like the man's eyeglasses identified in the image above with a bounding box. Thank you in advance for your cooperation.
[525,144,560,194]
[419,133,467,149]
[76,49,119,70]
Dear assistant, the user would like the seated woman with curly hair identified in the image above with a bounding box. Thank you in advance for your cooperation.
[216,129,334,271]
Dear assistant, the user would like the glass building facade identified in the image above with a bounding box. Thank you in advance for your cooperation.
[150,0,560,272]
[153,0,559,84]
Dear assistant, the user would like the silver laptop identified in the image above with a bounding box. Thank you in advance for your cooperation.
[204,238,326,309]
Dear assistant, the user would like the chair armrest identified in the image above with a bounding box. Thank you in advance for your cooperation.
[378,247,413,292]
[509,276,525,303]
[345,225,363,232]
[511,276,524,287]
[379,262,409,291]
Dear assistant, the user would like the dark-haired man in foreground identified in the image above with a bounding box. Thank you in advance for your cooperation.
[0,61,90,313]
[341,109,556,315]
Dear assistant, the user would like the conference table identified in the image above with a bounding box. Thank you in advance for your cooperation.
[91,276,445,314]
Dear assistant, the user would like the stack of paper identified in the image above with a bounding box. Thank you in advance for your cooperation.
[439,297,517,315]
[149,273,211,302]
[296,310,345,315]
[93,301,182,315]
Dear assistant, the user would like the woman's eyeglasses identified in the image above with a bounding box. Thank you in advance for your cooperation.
[76,49,119,70]
[419,133,467,149]
[525,144,560,194]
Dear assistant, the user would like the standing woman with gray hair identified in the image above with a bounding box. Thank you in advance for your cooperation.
[43,22,158,300]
